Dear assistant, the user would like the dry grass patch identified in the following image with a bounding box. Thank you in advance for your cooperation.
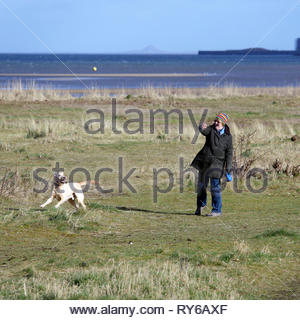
[0,260,241,299]
[1,82,300,102]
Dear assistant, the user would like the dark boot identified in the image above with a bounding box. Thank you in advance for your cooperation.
[195,195,203,216]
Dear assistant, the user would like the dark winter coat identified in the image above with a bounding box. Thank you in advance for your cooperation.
[191,124,233,179]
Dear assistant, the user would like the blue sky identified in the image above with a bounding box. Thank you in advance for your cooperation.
[0,0,299,53]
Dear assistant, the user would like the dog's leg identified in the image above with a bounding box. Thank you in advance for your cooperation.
[75,192,86,209]
[79,201,87,210]
[40,195,54,208]
[55,198,69,209]
[77,199,86,210]
[76,193,86,210]
[68,198,79,209]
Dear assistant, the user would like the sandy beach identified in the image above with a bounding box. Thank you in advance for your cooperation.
[0,73,207,78]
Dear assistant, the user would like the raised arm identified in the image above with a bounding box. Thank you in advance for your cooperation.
[199,123,212,136]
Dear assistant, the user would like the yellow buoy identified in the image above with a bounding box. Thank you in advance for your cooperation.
[92,66,97,72]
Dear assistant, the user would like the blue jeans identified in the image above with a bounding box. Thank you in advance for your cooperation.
[197,174,222,214]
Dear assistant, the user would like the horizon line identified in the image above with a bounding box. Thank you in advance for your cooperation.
[0,47,296,55]
[0,51,198,55]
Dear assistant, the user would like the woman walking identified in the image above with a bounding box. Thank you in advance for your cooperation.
[191,113,233,216]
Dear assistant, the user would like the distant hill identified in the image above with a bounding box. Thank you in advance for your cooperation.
[198,47,296,55]
[125,45,166,54]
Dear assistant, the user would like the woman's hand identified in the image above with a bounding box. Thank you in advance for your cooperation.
[201,122,207,130]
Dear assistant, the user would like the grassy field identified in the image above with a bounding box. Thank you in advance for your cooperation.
[0,87,299,299]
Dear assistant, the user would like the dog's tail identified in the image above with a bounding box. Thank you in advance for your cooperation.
[78,180,95,187]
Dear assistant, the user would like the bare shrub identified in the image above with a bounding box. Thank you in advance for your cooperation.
[272,159,300,177]
[232,130,265,177]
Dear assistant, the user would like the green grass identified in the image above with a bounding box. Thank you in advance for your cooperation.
[254,229,299,239]
[0,94,299,299]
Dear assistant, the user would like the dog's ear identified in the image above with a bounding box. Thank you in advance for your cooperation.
[54,171,64,179]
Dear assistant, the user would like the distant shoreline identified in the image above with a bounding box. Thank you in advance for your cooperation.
[198,48,299,55]
[0,73,207,78]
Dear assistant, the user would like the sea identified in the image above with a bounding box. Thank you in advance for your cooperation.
[0,53,300,90]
